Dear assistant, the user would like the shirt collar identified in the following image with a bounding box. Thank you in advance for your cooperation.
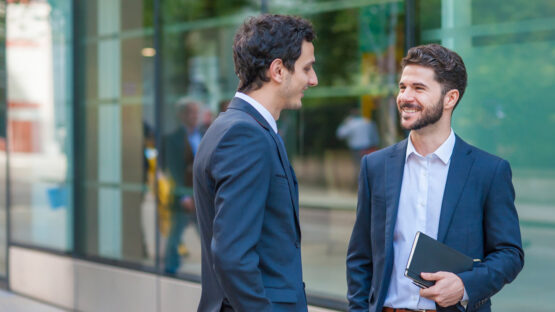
[235,92,278,133]
[406,129,456,165]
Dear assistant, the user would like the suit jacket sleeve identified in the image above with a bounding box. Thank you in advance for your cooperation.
[210,122,273,312]
[457,159,524,311]
[347,157,373,311]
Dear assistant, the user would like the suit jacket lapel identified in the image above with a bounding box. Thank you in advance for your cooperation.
[384,140,408,263]
[228,98,301,237]
[270,132,302,237]
[437,135,475,242]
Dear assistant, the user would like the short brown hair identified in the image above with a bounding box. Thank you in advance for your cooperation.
[233,14,315,93]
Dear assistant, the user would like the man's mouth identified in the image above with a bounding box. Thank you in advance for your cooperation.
[400,103,421,114]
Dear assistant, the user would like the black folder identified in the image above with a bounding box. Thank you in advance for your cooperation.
[405,231,474,288]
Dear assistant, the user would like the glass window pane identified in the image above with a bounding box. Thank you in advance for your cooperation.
[417,0,555,310]
[6,0,73,251]
[76,0,156,266]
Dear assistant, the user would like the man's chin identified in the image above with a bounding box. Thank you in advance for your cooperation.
[400,119,415,130]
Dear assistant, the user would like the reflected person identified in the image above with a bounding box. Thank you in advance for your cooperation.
[163,98,202,274]
[347,44,524,312]
[193,14,318,312]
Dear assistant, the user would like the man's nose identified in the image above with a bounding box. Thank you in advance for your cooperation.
[397,89,415,102]
[309,71,318,87]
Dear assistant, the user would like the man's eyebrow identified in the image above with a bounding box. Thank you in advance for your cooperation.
[399,81,428,88]
[304,60,315,67]
[413,82,428,88]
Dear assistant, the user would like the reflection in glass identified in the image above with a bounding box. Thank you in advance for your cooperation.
[7,0,73,251]
[76,0,156,266]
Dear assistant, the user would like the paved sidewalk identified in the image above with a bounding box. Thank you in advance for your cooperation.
[0,289,65,312]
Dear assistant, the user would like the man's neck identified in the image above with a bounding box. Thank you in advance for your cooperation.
[409,121,452,156]
[246,88,281,120]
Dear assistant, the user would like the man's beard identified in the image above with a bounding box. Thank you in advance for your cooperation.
[399,98,444,130]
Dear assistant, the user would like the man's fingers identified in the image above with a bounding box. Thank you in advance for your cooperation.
[420,284,439,298]
[421,271,445,281]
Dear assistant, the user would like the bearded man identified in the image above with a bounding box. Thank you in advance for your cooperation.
[346,44,524,312]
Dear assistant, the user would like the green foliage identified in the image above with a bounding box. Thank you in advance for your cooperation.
[162,0,255,23]
[309,9,360,86]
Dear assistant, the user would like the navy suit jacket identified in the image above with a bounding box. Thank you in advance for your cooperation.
[347,135,524,312]
[193,98,306,312]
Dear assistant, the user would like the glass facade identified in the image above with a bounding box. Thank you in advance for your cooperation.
[6,0,73,251]
[75,0,156,265]
[1,0,554,310]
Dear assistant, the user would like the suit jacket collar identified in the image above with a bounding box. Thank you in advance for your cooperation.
[234,92,278,133]
[228,97,272,131]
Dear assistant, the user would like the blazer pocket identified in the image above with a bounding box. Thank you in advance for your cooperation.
[272,175,289,186]
[264,287,297,303]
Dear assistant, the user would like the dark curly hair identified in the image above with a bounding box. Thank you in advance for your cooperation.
[401,44,467,108]
[233,14,315,93]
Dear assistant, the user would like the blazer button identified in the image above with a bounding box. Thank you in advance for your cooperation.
[295,242,300,248]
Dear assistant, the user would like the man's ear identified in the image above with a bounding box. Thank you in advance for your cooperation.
[443,89,459,110]
[268,58,285,83]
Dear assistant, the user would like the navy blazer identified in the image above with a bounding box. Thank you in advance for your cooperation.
[193,97,306,312]
[346,135,524,312]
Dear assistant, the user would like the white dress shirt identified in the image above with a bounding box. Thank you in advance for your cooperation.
[235,92,277,134]
[383,129,456,310]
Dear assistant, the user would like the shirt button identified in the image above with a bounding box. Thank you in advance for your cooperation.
[295,241,300,248]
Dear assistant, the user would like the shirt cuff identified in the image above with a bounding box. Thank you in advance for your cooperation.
[461,287,469,309]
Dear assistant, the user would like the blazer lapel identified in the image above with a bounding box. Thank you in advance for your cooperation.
[384,140,408,263]
[229,97,301,237]
[437,136,475,243]
[270,132,302,237]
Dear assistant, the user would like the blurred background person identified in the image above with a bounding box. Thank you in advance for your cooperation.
[162,98,203,274]
[336,108,380,166]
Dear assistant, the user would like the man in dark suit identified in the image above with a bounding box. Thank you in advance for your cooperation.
[193,15,318,312]
[163,99,202,274]
[347,44,524,312]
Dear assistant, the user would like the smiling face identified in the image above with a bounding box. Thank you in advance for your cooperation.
[397,65,446,131]
[279,40,318,110]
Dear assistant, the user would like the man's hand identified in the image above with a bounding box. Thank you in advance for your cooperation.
[419,271,464,307]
